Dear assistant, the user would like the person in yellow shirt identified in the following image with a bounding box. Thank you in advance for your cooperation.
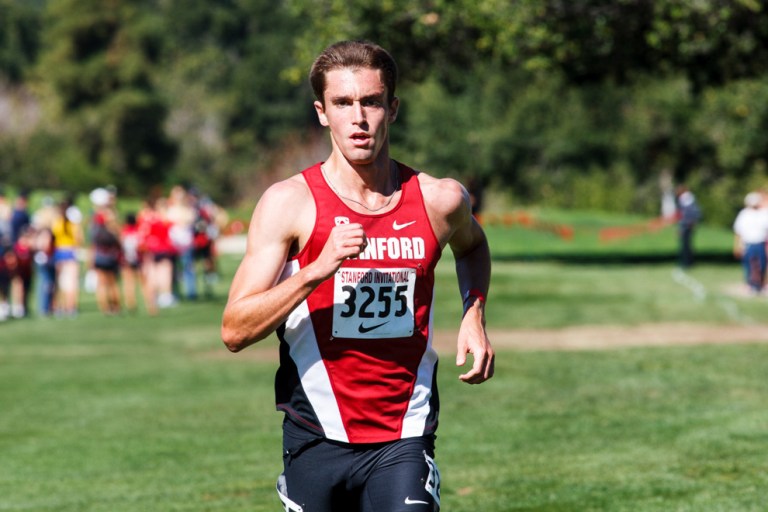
[50,197,83,316]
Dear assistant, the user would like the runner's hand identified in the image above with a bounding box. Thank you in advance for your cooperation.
[456,303,495,384]
[314,223,368,279]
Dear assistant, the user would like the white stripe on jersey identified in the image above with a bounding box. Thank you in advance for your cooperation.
[280,261,349,443]
[400,291,438,437]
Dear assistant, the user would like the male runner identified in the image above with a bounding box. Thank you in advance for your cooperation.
[221,40,494,512]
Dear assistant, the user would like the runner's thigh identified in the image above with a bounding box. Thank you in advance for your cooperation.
[280,436,358,512]
[360,438,440,512]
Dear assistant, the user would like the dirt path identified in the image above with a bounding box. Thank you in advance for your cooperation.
[433,322,768,352]
[210,323,768,362]
[214,237,768,353]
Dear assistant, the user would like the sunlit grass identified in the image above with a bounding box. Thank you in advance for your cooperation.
[0,212,764,511]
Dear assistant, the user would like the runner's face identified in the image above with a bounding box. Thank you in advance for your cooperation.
[315,67,398,166]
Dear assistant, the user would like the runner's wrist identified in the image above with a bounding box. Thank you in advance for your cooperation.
[462,288,486,313]
[302,261,336,287]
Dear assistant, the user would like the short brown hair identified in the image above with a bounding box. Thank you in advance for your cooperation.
[309,40,398,105]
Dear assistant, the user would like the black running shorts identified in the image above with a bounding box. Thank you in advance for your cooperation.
[277,420,440,512]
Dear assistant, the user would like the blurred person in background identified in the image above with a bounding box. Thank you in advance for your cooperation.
[138,196,177,310]
[732,191,768,295]
[90,212,123,315]
[51,197,83,317]
[8,191,33,317]
[0,188,12,320]
[88,187,118,225]
[10,191,31,244]
[0,257,8,320]
[32,196,57,317]
[0,256,9,321]
[4,190,33,318]
[32,195,58,229]
[9,226,34,318]
[190,188,226,299]
[120,212,154,315]
[86,187,122,315]
[166,185,197,300]
[33,224,56,317]
[676,186,702,269]
[0,188,10,239]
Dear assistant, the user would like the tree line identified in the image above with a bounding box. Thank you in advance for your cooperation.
[1,0,767,225]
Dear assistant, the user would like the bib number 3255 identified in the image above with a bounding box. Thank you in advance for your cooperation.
[332,268,416,339]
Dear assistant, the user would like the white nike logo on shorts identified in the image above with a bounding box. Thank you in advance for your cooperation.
[404,497,429,505]
[393,220,416,231]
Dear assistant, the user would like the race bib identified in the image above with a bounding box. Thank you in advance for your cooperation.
[332,268,416,339]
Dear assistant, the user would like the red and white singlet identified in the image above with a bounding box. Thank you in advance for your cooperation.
[275,162,443,444]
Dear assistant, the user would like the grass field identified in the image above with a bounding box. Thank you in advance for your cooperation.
[2,215,767,511]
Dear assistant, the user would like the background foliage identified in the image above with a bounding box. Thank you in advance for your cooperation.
[1,0,768,225]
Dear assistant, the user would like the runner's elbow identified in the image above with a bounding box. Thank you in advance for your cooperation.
[221,324,252,352]
[221,323,267,352]
[221,327,244,352]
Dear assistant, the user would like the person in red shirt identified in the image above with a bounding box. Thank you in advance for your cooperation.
[9,226,34,318]
[138,197,177,310]
[120,212,154,314]
[221,41,493,512]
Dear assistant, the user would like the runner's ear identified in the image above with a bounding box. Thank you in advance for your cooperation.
[315,100,329,126]
[388,97,399,123]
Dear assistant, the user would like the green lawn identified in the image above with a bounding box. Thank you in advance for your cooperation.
[2,215,766,511]
[482,208,733,261]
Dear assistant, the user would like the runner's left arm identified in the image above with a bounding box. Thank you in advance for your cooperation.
[438,179,494,384]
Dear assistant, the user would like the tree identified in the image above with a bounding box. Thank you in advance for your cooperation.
[0,0,42,84]
[4,0,768,224]
[36,0,176,194]
[156,0,310,201]
[287,0,768,90]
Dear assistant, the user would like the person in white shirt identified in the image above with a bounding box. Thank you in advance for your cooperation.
[733,191,768,295]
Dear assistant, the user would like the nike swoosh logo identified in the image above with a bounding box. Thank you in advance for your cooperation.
[392,220,416,231]
[404,497,430,505]
[358,321,388,334]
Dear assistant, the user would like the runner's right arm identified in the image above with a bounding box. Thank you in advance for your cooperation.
[221,177,367,352]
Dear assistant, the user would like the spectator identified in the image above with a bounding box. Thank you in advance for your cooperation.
[0,251,9,321]
[88,186,121,231]
[190,188,225,298]
[90,212,122,315]
[138,197,177,309]
[9,226,34,318]
[676,187,702,269]
[733,191,768,295]
[120,212,154,315]
[51,197,83,317]
[33,225,56,317]
[166,185,197,300]
[32,197,57,317]
[32,195,58,230]
[0,188,12,320]
[10,190,31,244]
[0,188,10,245]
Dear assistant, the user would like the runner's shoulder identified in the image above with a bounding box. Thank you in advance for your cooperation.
[255,175,312,217]
[249,174,314,239]
[263,174,310,203]
[416,172,469,217]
